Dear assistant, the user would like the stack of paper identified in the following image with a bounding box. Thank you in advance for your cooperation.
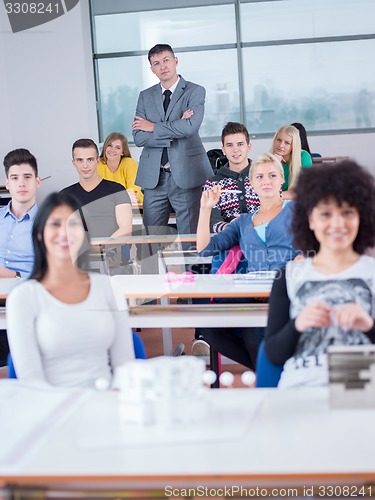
[233,271,277,285]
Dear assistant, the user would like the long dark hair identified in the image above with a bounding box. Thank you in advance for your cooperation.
[291,122,312,156]
[30,192,89,281]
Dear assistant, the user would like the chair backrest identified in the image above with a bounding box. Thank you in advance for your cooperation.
[8,331,147,379]
[206,149,227,173]
[7,353,16,379]
[255,340,283,388]
[132,331,147,359]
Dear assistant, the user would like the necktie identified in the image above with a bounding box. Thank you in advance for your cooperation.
[163,89,172,112]
[161,90,172,166]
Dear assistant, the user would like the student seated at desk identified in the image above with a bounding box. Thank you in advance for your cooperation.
[203,122,259,233]
[60,138,132,239]
[98,132,143,205]
[265,161,375,388]
[271,125,312,200]
[196,153,298,370]
[6,192,135,388]
[0,148,40,366]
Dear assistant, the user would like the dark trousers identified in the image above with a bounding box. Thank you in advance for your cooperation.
[142,171,201,236]
[0,330,9,367]
[195,297,265,370]
[201,326,264,371]
[141,172,202,274]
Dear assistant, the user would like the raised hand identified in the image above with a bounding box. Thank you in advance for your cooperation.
[200,186,222,209]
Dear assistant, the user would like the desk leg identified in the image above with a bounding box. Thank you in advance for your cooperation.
[162,326,173,355]
[210,346,220,389]
[160,297,173,355]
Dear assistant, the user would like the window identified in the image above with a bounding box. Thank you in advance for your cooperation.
[91,0,375,141]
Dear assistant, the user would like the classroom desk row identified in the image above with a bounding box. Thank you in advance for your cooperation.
[0,274,270,352]
[0,273,270,387]
[91,232,197,246]
[312,155,350,166]
[1,381,375,494]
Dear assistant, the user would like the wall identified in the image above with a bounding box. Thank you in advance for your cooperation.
[0,0,98,200]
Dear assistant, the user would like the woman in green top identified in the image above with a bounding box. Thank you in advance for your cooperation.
[271,125,312,199]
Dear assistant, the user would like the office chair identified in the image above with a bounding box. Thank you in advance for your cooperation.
[255,340,283,388]
[7,331,147,379]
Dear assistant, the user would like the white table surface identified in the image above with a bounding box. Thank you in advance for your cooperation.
[0,274,272,300]
[112,273,272,299]
[0,276,270,355]
[0,278,18,300]
[128,303,269,328]
[91,233,197,246]
[1,383,375,489]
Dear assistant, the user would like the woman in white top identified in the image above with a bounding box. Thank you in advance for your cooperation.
[7,192,135,388]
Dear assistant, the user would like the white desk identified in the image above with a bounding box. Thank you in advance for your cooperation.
[312,155,350,165]
[128,303,268,328]
[158,249,212,271]
[1,383,375,493]
[0,276,269,355]
[0,275,270,301]
[0,278,18,300]
[112,273,271,300]
[0,279,19,329]
[0,276,269,360]
[113,273,270,358]
[91,233,197,246]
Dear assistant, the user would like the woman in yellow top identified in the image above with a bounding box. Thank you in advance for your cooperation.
[98,132,144,204]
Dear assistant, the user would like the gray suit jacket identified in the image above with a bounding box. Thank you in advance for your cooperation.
[133,76,213,190]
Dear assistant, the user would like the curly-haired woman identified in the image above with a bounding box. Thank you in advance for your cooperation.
[265,160,375,387]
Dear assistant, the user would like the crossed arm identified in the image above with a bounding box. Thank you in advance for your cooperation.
[132,86,206,147]
[132,108,194,133]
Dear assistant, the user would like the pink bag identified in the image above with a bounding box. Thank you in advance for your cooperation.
[215,245,243,275]
[210,245,243,306]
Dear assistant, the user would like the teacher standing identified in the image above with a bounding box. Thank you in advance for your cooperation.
[132,43,213,238]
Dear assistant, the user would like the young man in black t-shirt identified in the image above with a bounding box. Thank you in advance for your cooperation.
[60,138,132,238]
